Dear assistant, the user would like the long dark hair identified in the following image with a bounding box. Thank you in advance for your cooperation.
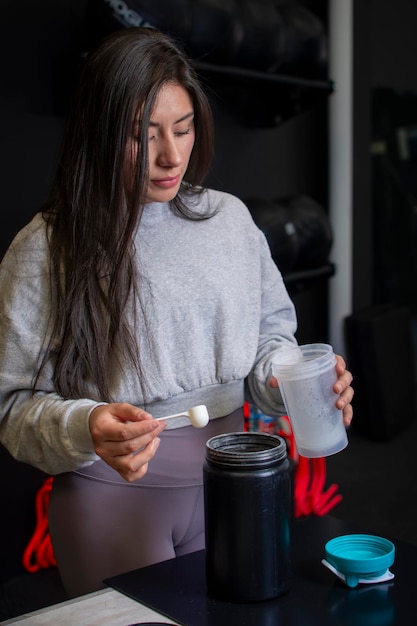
[39,27,214,401]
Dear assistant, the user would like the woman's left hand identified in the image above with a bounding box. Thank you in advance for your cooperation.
[334,354,354,427]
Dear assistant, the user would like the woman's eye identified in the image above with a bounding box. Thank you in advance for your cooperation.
[146,126,193,141]
[175,128,192,137]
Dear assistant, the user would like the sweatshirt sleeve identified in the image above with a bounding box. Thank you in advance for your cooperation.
[0,218,100,474]
[245,230,298,417]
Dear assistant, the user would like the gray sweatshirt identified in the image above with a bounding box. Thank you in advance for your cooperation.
[0,188,297,474]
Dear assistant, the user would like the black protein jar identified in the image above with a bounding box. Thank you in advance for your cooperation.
[203,431,291,603]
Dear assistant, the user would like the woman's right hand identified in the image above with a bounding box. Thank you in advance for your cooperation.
[89,403,166,482]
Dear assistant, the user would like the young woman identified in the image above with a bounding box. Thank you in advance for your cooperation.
[0,27,353,597]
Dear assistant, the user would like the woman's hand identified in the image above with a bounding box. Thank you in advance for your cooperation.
[89,403,166,482]
[269,353,354,427]
[334,354,354,427]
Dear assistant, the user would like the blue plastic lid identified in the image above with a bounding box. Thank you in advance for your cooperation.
[325,534,395,588]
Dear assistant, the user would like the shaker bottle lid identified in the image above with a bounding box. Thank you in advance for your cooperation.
[323,534,395,588]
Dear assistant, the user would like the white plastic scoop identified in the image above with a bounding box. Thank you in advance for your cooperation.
[156,404,209,428]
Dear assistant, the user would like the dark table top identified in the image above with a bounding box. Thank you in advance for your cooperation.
[105,515,414,626]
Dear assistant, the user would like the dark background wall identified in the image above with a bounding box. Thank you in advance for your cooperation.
[369,0,417,89]
[353,0,417,315]
[0,0,86,257]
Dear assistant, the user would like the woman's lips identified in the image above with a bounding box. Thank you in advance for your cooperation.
[151,174,181,189]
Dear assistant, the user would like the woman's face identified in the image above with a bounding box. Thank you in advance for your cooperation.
[127,82,196,204]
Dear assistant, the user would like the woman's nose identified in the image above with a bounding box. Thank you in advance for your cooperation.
[157,137,182,167]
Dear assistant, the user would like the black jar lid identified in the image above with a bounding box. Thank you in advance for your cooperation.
[205,431,287,467]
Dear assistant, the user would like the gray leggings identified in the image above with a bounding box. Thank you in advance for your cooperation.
[49,409,243,597]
